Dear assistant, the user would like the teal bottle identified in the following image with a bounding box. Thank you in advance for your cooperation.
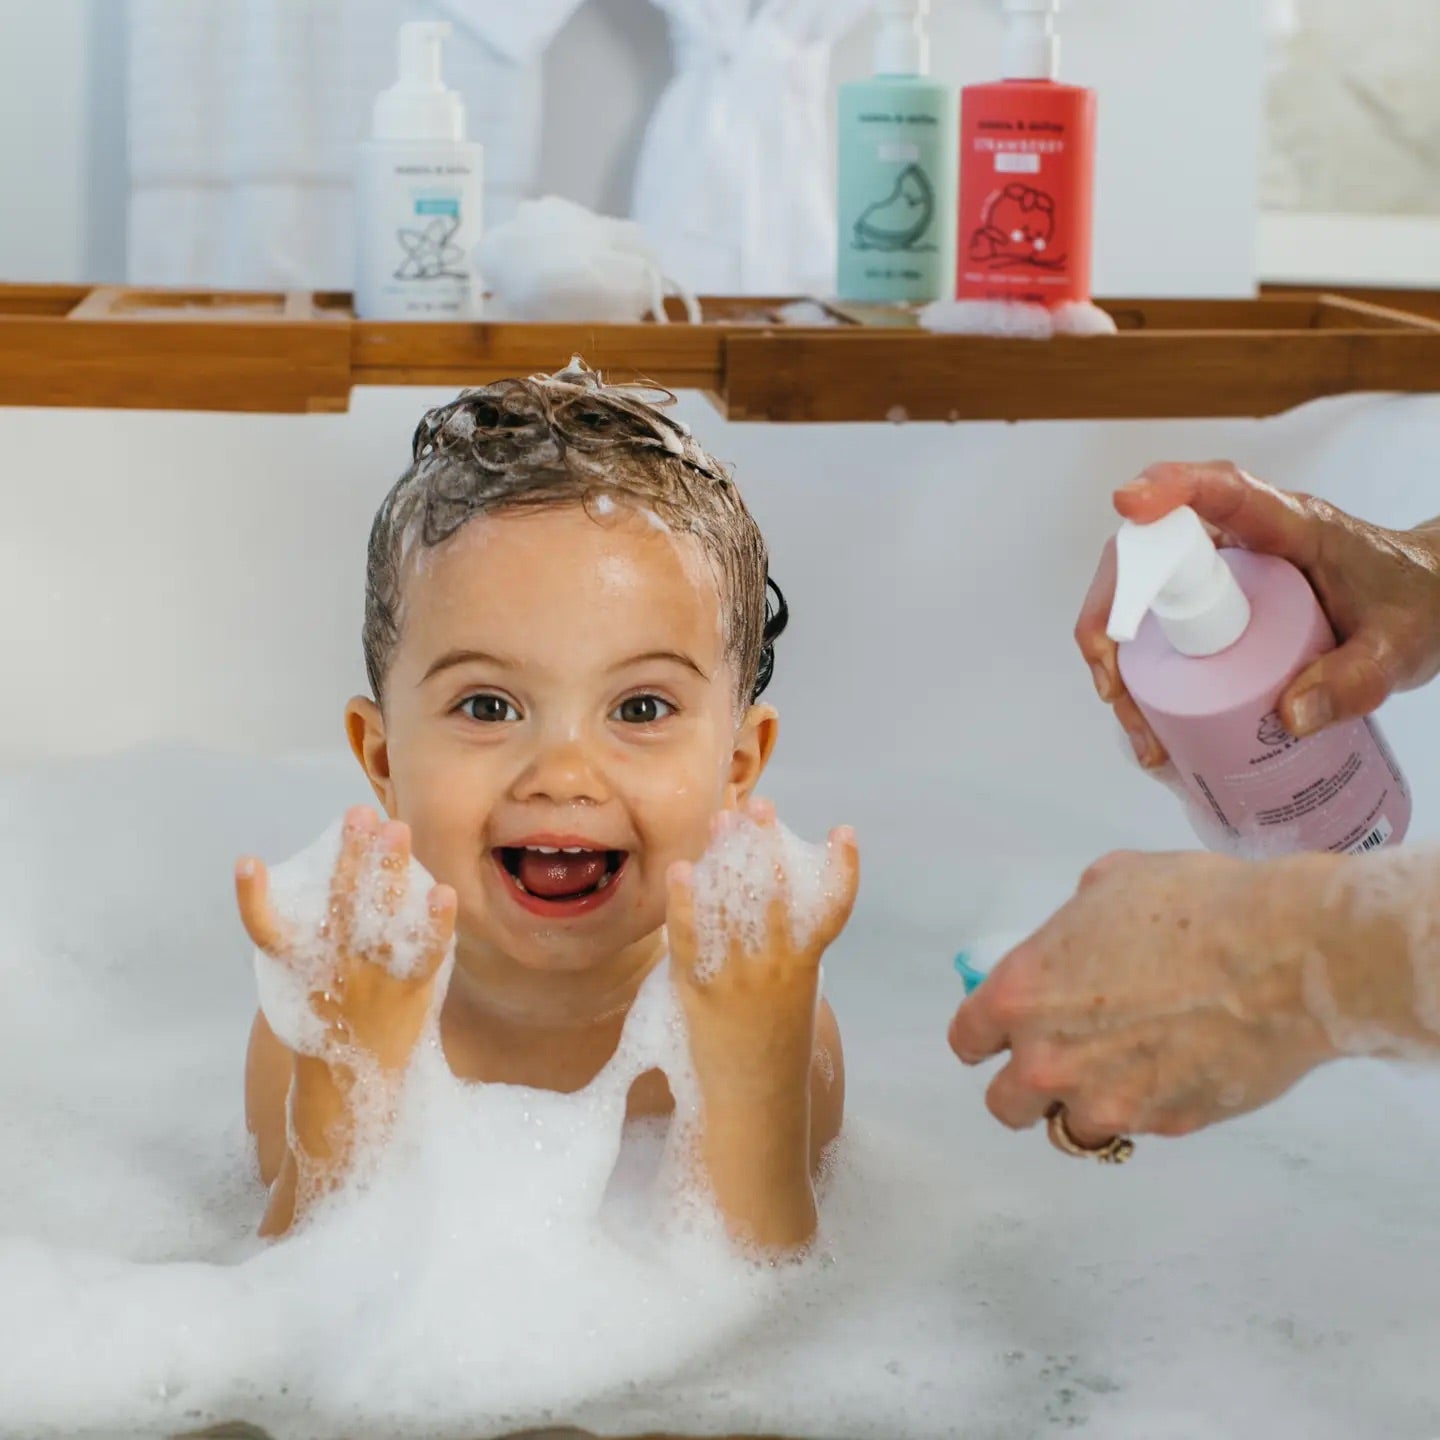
[836,1,956,304]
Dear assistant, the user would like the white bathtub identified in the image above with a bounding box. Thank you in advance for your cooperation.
[2,391,1439,1438]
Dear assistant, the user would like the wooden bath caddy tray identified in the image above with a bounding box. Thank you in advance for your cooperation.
[4,282,1440,423]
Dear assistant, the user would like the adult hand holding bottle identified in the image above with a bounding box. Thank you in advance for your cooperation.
[949,461,1440,1157]
[1076,461,1440,769]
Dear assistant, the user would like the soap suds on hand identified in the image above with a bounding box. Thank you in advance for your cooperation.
[688,813,835,983]
[1308,847,1440,1054]
[254,823,446,1059]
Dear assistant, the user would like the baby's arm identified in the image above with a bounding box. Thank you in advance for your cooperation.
[238,808,456,1237]
[244,1009,293,1189]
[244,1012,360,1236]
[811,997,846,1168]
[669,802,859,1252]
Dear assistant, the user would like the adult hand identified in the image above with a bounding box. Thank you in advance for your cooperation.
[1076,462,1440,769]
[947,850,1342,1143]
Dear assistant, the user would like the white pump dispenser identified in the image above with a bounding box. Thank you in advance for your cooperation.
[1002,0,1062,82]
[373,22,466,142]
[354,21,483,321]
[1106,506,1251,658]
[874,0,930,77]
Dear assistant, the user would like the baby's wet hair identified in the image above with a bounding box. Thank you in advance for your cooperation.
[363,358,787,709]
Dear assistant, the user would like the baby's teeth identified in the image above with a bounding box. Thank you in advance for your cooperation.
[532,845,559,855]
[561,846,585,854]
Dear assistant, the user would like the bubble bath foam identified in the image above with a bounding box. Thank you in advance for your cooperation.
[3,749,1440,1436]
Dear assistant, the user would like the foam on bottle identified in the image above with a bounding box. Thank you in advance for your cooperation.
[919,299,1117,339]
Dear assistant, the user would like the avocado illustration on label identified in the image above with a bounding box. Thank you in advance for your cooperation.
[853,164,935,252]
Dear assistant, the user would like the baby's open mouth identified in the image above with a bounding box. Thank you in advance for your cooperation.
[496,846,627,904]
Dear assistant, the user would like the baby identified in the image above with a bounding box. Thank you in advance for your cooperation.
[237,361,859,1251]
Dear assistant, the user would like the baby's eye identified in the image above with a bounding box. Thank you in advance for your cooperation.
[459,693,520,723]
[612,694,674,725]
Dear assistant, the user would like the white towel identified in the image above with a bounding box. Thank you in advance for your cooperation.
[633,0,877,296]
[127,0,587,290]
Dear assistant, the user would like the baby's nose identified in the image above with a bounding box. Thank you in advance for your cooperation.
[514,732,611,806]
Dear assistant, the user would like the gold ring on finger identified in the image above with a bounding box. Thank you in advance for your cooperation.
[1045,1102,1135,1165]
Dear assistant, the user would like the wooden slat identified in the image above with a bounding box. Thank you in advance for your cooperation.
[1097,297,1327,332]
[1264,282,1440,322]
[351,318,729,393]
[829,297,1334,333]
[719,327,1440,423]
[100,290,289,322]
[350,294,853,393]
[8,284,1440,421]
[67,287,125,319]
[0,283,90,317]
[1314,293,1440,332]
[0,315,352,413]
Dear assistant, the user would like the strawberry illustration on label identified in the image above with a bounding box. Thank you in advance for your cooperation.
[969,184,1066,271]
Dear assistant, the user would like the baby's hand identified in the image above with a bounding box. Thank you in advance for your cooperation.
[236,806,457,1073]
[666,799,858,1097]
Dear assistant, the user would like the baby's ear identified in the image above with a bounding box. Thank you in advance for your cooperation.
[727,703,779,804]
[345,696,396,814]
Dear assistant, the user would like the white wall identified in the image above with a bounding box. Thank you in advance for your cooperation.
[1259,215,1440,286]
[0,0,1263,297]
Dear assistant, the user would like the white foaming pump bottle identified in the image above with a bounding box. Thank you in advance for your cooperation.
[355,21,482,320]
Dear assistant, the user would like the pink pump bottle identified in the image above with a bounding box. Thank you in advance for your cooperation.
[1106,507,1411,858]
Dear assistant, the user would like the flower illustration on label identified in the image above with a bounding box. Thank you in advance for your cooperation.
[395,214,467,282]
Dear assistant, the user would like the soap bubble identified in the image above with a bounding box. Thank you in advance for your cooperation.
[687,812,837,983]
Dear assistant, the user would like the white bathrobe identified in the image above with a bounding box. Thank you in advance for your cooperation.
[633,0,877,296]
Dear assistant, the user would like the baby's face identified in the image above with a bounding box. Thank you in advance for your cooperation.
[365,503,770,972]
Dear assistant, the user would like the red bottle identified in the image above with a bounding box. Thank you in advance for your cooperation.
[957,0,1095,308]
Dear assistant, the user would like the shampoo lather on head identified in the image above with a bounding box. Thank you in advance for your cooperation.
[354,21,482,321]
[1106,507,1411,857]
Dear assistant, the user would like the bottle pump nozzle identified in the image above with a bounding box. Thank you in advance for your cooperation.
[1002,0,1062,82]
[374,21,465,143]
[1106,506,1252,658]
[874,0,930,77]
